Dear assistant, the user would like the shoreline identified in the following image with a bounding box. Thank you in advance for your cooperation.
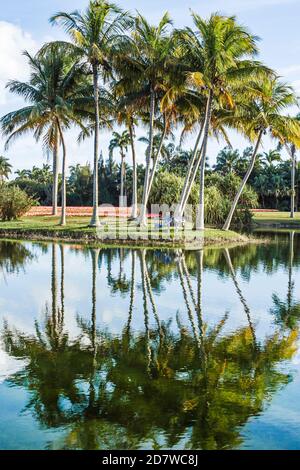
[0,226,265,249]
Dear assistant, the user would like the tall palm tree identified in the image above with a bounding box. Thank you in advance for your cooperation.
[50,0,132,227]
[281,114,300,218]
[113,99,139,218]
[0,45,89,225]
[109,130,130,205]
[0,156,12,182]
[116,12,175,227]
[223,78,300,230]
[176,13,265,228]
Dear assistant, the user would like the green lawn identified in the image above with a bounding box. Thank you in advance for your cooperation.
[253,211,300,226]
[0,215,249,248]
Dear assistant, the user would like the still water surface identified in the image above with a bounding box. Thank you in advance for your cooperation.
[0,233,300,450]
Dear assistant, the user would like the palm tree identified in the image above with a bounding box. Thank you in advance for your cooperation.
[0,156,12,182]
[280,114,300,218]
[50,0,132,227]
[223,78,300,230]
[0,45,89,225]
[214,147,240,174]
[116,12,175,227]
[262,149,282,168]
[109,130,130,205]
[113,99,139,218]
[175,13,265,229]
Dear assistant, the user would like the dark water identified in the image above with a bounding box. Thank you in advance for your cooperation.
[0,233,300,450]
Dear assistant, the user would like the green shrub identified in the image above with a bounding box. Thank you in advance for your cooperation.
[147,171,199,207]
[0,184,36,221]
[204,186,227,225]
[143,171,258,228]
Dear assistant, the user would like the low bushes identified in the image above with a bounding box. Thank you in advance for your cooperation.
[0,184,36,221]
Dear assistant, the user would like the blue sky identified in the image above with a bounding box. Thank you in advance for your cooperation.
[1,0,300,172]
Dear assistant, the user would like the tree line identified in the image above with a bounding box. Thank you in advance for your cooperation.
[1,1,300,230]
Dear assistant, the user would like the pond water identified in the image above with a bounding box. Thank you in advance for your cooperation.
[0,233,300,450]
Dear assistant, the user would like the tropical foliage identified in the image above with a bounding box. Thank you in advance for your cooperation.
[1,2,300,230]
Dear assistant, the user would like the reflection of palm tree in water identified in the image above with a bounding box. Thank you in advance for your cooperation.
[0,241,34,279]
[45,244,65,350]
[139,250,152,375]
[91,248,100,359]
[177,256,201,348]
[2,246,300,450]
[271,231,300,329]
[224,248,257,346]
[107,248,130,295]
[125,250,136,338]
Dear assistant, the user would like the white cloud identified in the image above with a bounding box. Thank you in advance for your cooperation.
[0,21,38,107]
[292,80,300,95]
[279,65,300,76]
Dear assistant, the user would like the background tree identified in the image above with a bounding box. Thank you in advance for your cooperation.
[0,156,12,182]
[109,130,130,204]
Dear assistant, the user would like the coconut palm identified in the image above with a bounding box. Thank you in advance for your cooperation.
[115,12,176,226]
[262,149,282,168]
[279,114,300,218]
[214,148,241,174]
[113,98,139,218]
[0,156,12,182]
[109,130,130,204]
[50,0,132,227]
[223,78,300,230]
[175,13,265,228]
[0,45,89,225]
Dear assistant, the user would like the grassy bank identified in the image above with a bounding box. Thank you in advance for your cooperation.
[0,215,253,249]
[253,211,300,228]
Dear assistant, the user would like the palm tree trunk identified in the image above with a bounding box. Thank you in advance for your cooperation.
[223,130,263,231]
[181,142,204,215]
[57,120,67,226]
[90,65,100,227]
[129,123,138,219]
[194,91,213,228]
[291,146,296,218]
[52,130,59,216]
[198,155,206,230]
[177,120,205,214]
[120,151,125,206]
[146,114,168,202]
[139,87,155,227]
[179,90,213,218]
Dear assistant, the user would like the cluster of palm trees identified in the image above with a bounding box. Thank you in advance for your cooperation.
[1,1,300,230]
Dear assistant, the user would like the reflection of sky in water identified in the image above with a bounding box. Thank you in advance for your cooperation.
[0,242,297,342]
[0,237,300,449]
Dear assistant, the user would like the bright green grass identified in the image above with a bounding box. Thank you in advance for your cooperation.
[253,211,300,225]
[0,215,247,246]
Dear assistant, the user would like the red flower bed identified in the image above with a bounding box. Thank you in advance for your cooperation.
[252,209,279,213]
[27,206,132,217]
